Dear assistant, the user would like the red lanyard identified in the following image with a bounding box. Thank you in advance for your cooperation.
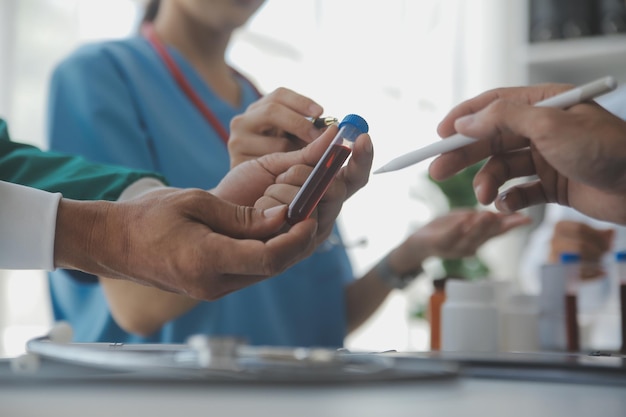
[142,23,261,145]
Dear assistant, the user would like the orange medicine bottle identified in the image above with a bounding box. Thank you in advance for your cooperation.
[428,278,447,351]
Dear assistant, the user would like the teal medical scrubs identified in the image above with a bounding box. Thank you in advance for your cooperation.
[47,37,354,347]
[0,119,161,199]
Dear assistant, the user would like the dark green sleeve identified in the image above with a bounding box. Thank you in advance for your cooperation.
[0,119,167,201]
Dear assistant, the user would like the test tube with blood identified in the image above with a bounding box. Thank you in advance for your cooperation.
[287,114,368,225]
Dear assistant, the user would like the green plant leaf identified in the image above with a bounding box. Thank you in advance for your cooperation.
[426,160,490,280]
[427,161,484,209]
[441,257,489,280]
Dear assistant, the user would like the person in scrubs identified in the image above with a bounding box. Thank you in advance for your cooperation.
[46,0,529,347]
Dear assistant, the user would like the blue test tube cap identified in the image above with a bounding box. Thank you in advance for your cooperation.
[560,252,581,263]
[616,251,626,262]
[339,114,369,134]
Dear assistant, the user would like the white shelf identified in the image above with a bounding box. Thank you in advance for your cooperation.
[528,34,626,64]
[525,34,626,85]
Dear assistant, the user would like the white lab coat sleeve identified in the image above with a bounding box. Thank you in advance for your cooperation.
[0,181,61,270]
[518,206,558,294]
[596,83,626,120]
[116,177,166,202]
[0,178,164,271]
[518,205,583,294]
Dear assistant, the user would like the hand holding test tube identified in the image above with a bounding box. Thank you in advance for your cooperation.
[287,114,369,225]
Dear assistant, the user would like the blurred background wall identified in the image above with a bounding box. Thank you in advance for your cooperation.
[0,0,533,355]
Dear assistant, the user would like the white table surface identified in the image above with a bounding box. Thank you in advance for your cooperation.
[2,375,626,417]
[1,354,625,417]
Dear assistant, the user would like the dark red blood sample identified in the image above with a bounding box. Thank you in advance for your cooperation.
[287,144,351,225]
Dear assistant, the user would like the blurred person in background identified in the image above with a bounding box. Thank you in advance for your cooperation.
[46,0,529,347]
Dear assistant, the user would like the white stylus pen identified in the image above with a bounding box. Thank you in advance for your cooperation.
[373,76,618,174]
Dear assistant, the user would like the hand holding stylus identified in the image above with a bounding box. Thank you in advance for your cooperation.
[428,78,626,225]
[374,76,617,174]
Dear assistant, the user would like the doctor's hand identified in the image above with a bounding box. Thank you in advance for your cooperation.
[429,83,626,225]
[549,220,614,280]
[385,210,531,277]
[215,124,373,246]
[549,220,614,264]
[228,87,327,167]
[53,188,318,301]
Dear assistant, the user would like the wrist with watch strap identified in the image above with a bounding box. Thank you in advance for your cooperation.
[375,253,423,290]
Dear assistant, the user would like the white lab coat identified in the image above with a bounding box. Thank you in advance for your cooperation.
[0,181,60,270]
[518,85,626,350]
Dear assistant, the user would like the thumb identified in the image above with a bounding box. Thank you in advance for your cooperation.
[259,124,337,176]
[187,192,289,239]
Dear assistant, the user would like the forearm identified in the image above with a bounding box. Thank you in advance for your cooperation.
[97,179,199,336]
[53,198,115,273]
[345,248,427,334]
[55,196,199,336]
[345,269,393,334]
[99,277,198,336]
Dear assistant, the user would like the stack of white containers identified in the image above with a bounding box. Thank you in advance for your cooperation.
[441,279,540,353]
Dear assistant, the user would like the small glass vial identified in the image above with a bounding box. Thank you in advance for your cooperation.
[615,251,626,353]
[561,253,581,352]
[428,278,447,351]
[287,114,368,225]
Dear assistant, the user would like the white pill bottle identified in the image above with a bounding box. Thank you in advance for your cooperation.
[441,280,499,352]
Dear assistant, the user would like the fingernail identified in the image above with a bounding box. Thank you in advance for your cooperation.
[455,114,475,130]
[474,184,482,201]
[309,104,323,116]
[502,213,530,226]
[364,138,373,154]
[497,192,513,212]
[263,205,286,218]
[515,212,532,221]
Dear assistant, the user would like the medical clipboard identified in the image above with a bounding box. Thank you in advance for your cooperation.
[12,323,625,386]
[6,335,460,385]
